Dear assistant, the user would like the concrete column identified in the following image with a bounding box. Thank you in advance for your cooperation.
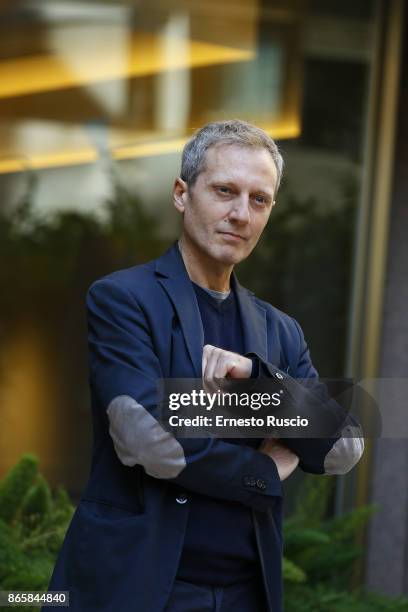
[365,8,408,597]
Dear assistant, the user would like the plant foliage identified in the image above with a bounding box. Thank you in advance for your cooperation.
[1,455,407,611]
[0,455,74,612]
[283,476,408,611]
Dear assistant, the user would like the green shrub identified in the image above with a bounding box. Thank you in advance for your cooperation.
[0,455,38,524]
[0,454,74,612]
[1,455,407,612]
[283,476,408,611]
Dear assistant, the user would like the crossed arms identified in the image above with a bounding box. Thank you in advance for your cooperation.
[87,278,364,513]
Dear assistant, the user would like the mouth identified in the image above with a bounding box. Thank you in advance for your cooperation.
[218,231,247,241]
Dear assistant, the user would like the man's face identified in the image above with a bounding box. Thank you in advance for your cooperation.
[175,144,278,267]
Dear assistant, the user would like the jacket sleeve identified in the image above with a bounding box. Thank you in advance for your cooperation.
[86,277,282,512]
[250,317,364,475]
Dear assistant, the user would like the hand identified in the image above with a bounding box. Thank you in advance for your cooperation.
[259,438,299,481]
[202,344,252,382]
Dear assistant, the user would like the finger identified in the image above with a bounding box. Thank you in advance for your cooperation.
[202,345,214,380]
[214,354,236,379]
[228,356,244,378]
[202,350,208,378]
[205,347,221,380]
[203,346,220,394]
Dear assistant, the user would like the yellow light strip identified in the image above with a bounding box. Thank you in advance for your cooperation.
[0,150,98,173]
[112,122,301,159]
[112,138,188,160]
[0,33,254,99]
[0,121,301,175]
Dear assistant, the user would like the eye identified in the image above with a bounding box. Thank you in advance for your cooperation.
[216,185,231,195]
[254,194,267,205]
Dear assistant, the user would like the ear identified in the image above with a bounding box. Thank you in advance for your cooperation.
[173,177,189,213]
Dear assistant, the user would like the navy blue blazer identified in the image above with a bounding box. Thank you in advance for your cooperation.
[45,242,363,612]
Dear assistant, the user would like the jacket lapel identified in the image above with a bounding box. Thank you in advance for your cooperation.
[155,242,273,374]
[155,243,204,378]
[232,274,269,362]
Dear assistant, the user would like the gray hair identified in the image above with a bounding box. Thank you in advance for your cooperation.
[180,119,284,194]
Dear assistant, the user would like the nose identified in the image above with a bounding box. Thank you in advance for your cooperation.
[228,194,250,225]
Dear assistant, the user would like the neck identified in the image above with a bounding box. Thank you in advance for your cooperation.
[178,236,232,292]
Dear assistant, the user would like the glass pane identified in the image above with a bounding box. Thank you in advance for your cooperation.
[0,0,376,501]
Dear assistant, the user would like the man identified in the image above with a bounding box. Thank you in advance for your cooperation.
[45,120,364,612]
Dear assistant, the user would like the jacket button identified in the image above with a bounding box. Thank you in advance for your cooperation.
[275,372,284,380]
[176,494,188,504]
[243,475,257,487]
[256,479,267,491]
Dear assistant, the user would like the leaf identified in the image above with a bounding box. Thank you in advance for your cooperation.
[284,528,331,556]
[325,505,377,541]
[283,557,307,583]
[21,475,53,526]
[0,455,38,524]
[293,475,334,528]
